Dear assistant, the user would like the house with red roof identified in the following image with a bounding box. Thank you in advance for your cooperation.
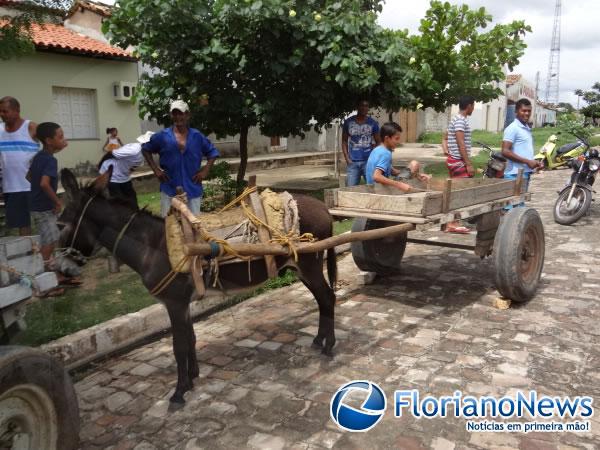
[1,0,140,173]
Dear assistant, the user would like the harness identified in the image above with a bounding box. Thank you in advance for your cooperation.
[70,194,139,259]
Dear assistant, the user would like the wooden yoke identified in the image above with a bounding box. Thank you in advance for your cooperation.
[247,176,279,278]
[173,187,205,296]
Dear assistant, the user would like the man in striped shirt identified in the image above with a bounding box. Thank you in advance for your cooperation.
[446,95,475,178]
[0,97,38,235]
[444,95,475,233]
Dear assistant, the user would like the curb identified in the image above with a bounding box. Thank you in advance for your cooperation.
[42,241,352,371]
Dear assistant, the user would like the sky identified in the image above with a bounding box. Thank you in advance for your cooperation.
[378,0,600,107]
[100,0,598,107]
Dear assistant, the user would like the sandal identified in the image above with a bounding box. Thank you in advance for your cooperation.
[445,226,471,234]
[57,276,83,287]
[38,287,65,298]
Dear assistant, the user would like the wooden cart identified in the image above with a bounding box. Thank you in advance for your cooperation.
[325,174,545,303]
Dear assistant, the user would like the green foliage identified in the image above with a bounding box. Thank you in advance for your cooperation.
[0,0,70,60]
[201,161,239,211]
[408,1,531,111]
[557,113,593,141]
[576,82,600,120]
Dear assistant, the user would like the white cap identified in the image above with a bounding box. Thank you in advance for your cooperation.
[136,131,154,144]
[170,99,190,113]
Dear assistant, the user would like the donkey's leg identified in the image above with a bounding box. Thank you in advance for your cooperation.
[186,315,199,381]
[166,303,193,403]
[297,253,337,356]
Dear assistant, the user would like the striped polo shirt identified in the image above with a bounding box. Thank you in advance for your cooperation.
[0,120,39,192]
[447,114,472,160]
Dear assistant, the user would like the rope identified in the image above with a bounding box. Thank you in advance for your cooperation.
[238,198,315,262]
[70,195,96,249]
[112,211,139,257]
[149,255,190,297]
[218,186,257,213]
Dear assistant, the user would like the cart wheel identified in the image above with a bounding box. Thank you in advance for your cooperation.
[351,218,407,275]
[0,346,80,450]
[493,208,545,302]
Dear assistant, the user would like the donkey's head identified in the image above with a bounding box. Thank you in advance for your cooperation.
[58,168,112,256]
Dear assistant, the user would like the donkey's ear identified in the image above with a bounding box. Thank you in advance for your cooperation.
[60,169,80,202]
[92,166,112,194]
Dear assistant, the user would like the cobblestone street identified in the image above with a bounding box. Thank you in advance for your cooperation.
[76,168,600,450]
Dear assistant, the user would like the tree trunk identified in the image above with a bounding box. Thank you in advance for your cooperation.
[236,124,249,193]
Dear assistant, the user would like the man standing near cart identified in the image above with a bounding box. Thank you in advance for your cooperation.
[444,95,475,233]
[502,98,542,204]
[142,100,220,217]
[341,99,381,186]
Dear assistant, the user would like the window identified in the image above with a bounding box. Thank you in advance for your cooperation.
[52,87,98,139]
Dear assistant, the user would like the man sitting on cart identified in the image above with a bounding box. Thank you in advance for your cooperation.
[365,122,430,192]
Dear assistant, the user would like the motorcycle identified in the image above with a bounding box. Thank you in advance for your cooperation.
[534,132,589,169]
[475,142,507,178]
[553,148,600,225]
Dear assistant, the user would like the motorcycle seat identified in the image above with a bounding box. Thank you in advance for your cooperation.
[556,142,581,155]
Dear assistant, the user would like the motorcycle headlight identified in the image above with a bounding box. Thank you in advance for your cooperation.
[588,158,600,171]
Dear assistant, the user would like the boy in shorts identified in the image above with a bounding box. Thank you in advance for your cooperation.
[29,122,68,286]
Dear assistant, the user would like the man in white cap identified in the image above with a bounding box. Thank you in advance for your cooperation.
[142,100,220,217]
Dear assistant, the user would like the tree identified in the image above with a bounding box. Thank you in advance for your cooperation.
[104,0,530,185]
[558,102,574,113]
[0,0,70,60]
[576,83,600,122]
[406,1,531,111]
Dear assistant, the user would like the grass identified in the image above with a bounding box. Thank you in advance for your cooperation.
[424,151,490,179]
[14,262,155,347]
[419,127,600,150]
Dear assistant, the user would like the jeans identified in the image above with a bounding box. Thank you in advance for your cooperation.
[346,160,367,186]
[160,191,201,217]
[504,172,531,209]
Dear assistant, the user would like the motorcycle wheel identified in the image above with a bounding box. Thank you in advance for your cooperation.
[553,186,592,225]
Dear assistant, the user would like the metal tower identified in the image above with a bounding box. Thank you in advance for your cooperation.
[544,0,561,104]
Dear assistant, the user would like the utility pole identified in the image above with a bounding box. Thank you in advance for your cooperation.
[544,0,561,105]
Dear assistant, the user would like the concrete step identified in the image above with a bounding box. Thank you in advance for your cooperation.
[303,159,334,166]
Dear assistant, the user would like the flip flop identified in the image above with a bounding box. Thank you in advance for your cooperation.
[58,277,83,286]
[445,226,471,234]
[38,287,65,298]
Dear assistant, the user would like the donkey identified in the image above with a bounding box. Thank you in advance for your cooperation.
[58,169,337,404]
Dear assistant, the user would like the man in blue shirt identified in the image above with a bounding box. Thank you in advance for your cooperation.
[342,99,381,186]
[142,100,220,217]
[502,98,542,205]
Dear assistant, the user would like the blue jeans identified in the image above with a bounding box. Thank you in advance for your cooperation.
[160,191,201,217]
[347,160,367,186]
[504,172,530,209]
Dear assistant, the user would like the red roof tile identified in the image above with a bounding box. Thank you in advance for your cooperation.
[30,23,134,60]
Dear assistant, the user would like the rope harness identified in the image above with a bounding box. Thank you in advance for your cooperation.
[150,186,315,296]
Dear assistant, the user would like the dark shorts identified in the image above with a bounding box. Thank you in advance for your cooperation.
[4,191,31,228]
[108,181,138,209]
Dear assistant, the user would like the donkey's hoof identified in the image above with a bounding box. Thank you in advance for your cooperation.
[169,392,186,404]
[321,347,335,358]
[312,336,324,349]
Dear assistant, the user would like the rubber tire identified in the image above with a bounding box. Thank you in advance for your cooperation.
[493,208,545,302]
[0,346,80,450]
[351,218,407,276]
[553,186,592,225]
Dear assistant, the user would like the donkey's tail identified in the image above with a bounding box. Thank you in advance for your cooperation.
[326,247,337,290]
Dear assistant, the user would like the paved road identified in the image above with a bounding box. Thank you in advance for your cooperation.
[76,168,600,450]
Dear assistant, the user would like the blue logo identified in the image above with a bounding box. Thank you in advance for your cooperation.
[330,380,387,432]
